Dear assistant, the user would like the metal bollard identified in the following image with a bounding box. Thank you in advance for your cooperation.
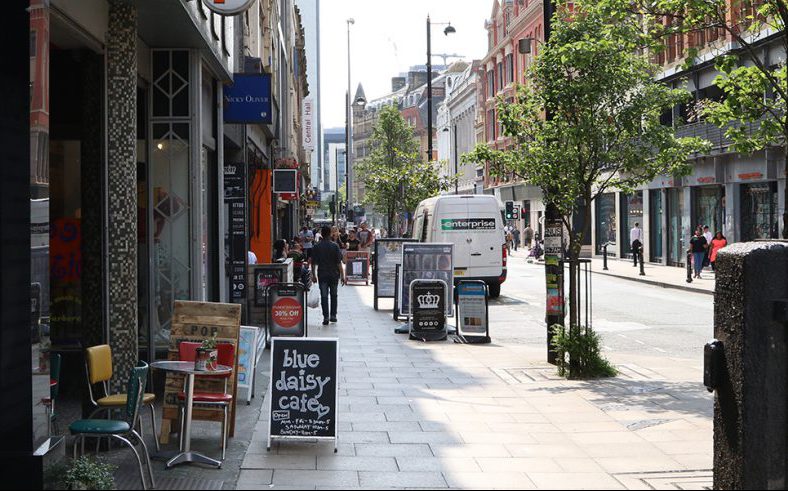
[602,242,609,270]
[686,250,693,283]
[639,246,645,276]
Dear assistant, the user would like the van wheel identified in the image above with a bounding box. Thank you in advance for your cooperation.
[488,283,501,298]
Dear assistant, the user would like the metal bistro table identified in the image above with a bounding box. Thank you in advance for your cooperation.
[150,360,233,469]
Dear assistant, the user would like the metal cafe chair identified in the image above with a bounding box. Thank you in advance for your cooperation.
[70,362,156,490]
[177,341,235,459]
[41,352,61,435]
[84,344,160,452]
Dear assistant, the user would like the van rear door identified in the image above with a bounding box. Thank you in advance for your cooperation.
[433,200,472,277]
[466,199,503,277]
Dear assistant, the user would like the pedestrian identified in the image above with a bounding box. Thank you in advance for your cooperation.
[702,225,713,268]
[512,228,521,251]
[273,239,288,262]
[346,229,360,251]
[299,226,314,259]
[505,230,513,253]
[311,225,346,325]
[709,231,727,271]
[688,227,708,279]
[357,222,374,252]
[524,224,534,250]
[330,226,346,251]
[630,222,643,267]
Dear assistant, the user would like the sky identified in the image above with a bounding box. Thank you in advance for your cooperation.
[319,0,493,129]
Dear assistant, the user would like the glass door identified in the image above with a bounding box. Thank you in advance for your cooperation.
[667,188,684,266]
[649,190,663,263]
[741,182,778,241]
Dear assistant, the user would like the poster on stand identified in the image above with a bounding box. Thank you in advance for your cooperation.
[398,243,453,317]
[456,281,489,338]
[374,239,410,303]
[344,251,369,284]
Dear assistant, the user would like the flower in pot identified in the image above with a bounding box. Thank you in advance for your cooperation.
[195,333,218,371]
[63,456,115,490]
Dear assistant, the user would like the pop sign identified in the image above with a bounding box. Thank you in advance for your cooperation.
[267,283,307,338]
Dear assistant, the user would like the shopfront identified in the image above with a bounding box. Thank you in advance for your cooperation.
[595,192,616,255]
[741,181,779,241]
[667,188,685,266]
[649,189,664,263]
[620,191,643,257]
[692,185,725,236]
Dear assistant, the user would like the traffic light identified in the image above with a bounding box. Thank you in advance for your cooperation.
[329,199,336,215]
[505,201,514,220]
[512,206,520,220]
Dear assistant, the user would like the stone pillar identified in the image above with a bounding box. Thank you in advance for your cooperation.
[106,0,137,392]
[713,242,788,489]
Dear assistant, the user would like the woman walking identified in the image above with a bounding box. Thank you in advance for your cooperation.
[709,232,727,271]
[688,228,708,279]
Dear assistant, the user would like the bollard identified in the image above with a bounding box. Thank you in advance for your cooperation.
[638,246,645,276]
[686,250,693,283]
[602,242,609,270]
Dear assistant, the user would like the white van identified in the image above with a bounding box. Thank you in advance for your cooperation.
[411,195,507,297]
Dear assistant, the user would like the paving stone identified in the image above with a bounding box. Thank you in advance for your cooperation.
[442,472,536,489]
[475,457,562,473]
[526,472,626,490]
[316,456,398,472]
[395,457,481,473]
[358,471,448,488]
[271,470,359,488]
[242,454,317,470]
[354,443,434,457]
[237,469,274,485]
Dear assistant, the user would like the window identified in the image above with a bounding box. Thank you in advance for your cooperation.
[487,70,495,98]
[505,54,514,85]
[497,62,504,91]
[487,109,496,141]
[30,30,36,57]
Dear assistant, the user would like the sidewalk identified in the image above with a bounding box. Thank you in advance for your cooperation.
[509,249,715,295]
[237,283,712,490]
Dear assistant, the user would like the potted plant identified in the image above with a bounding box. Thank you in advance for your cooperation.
[195,333,218,371]
[63,456,115,490]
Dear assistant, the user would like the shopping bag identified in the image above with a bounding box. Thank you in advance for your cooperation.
[307,286,320,309]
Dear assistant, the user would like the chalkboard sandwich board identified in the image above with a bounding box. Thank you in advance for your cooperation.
[267,338,339,451]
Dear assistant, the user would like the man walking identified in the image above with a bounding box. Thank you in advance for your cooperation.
[311,225,345,325]
[630,222,643,267]
[512,228,521,251]
[702,225,713,268]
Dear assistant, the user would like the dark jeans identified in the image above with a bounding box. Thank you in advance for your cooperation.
[319,277,339,320]
[693,252,705,275]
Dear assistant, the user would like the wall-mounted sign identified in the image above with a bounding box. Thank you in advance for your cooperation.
[224,73,272,124]
[202,0,256,16]
[224,164,247,300]
[302,97,315,151]
[273,169,298,194]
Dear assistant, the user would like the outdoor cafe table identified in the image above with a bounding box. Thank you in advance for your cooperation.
[149,360,232,468]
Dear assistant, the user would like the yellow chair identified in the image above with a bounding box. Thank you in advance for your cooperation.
[84,345,160,452]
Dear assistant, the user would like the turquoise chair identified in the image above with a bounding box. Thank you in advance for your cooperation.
[70,362,155,490]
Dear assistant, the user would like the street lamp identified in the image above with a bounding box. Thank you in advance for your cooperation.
[426,15,456,163]
[346,18,354,224]
[442,125,459,194]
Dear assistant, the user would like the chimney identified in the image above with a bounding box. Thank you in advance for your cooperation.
[391,77,406,92]
[408,70,429,89]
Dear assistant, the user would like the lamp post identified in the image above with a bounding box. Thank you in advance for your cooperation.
[426,15,455,163]
[346,19,354,222]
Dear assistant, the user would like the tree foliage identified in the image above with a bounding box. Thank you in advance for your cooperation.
[356,105,452,233]
[465,0,709,256]
[599,0,788,237]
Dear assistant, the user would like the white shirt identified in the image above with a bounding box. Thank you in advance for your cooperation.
[300,230,314,249]
[630,226,642,243]
[704,231,713,244]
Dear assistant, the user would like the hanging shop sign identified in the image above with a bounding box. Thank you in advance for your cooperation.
[302,97,315,151]
[223,73,272,124]
[267,338,338,450]
[203,0,257,16]
[273,169,298,194]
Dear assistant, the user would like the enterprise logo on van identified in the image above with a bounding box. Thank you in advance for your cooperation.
[441,218,496,231]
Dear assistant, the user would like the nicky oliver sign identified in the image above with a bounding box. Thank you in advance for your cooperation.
[224,73,272,124]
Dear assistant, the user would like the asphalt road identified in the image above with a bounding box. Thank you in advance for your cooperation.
[489,255,714,361]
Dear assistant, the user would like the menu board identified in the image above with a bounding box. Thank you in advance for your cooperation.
[410,280,447,337]
[399,243,453,317]
[374,239,409,300]
[344,251,369,283]
[268,338,338,447]
[254,266,284,306]
[268,283,307,338]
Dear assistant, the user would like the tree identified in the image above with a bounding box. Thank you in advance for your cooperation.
[601,0,788,238]
[465,0,709,374]
[356,104,452,235]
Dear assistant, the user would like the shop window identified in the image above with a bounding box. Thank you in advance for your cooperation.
[595,193,616,255]
[620,191,644,257]
[667,188,684,266]
[741,182,778,241]
[693,186,725,237]
[650,190,664,262]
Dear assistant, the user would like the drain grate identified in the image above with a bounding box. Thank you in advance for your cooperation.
[613,469,712,490]
[116,476,224,490]
[626,419,672,431]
